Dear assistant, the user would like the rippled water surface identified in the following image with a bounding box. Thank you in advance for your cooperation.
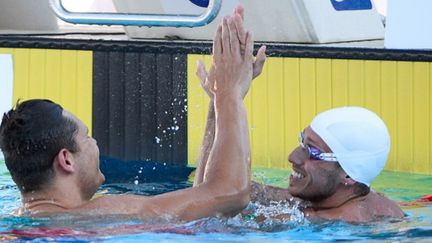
[1,160,432,242]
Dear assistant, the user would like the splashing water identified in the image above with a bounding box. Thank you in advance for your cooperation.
[226,200,307,232]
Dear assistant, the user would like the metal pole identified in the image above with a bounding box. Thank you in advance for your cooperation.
[49,0,222,27]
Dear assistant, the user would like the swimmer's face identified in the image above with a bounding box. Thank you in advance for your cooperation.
[64,111,105,200]
[287,126,343,201]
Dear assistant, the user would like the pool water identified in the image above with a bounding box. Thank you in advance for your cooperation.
[1,160,432,242]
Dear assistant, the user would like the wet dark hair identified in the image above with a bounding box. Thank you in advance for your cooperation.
[0,99,79,193]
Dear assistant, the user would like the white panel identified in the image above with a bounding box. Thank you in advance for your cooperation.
[0,54,13,160]
[385,0,432,49]
[304,0,384,43]
[114,0,384,43]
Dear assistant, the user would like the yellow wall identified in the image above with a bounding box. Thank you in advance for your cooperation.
[188,54,432,175]
[0,48,93,134]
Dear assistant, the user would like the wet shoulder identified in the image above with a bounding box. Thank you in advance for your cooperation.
[367,191,404,218]
[305,192,404,222]
[75,194,158,217]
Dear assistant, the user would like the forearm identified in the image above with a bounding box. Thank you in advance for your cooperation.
[193,101,215,186]
[203,94,251,215]
[148,96,251,220]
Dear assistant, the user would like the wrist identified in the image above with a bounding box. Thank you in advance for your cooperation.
[214,92,243,106]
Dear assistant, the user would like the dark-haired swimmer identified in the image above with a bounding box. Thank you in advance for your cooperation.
[0,7,254,222]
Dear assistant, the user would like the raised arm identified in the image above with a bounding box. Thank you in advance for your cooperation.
[145,15,254,220]
[193,99,215,186]
[82,11,255,222]
[193,5,266,186]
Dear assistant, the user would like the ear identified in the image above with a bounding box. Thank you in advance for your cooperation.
[54,148,76,173]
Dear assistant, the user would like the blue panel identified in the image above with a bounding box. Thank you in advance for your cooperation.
[190,0,209,8]
[330,0,372,11]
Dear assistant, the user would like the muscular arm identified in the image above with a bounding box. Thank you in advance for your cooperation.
[77,12,253,222]
[85,86,250,221]
[193,101,215,186]
[146,15,253,220]
[193,5,266,187]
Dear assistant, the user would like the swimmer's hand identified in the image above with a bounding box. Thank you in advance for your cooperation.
[196,45,266,99]
[196,5,266,99]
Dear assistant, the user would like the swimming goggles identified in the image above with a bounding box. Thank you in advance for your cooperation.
[298,132,338,162]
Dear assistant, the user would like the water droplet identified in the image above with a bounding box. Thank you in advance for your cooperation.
[155,137,161,143]
[134,180,139,185]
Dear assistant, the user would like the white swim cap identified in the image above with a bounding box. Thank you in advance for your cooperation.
[310,107,390,186]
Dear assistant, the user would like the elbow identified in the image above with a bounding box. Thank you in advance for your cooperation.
[229,183,251,216]
[237,182,251,209]
[215,180,251,217]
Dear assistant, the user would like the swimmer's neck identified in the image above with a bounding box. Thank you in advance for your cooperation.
[308,189,369,210]
[20,183,88,214]
[19,198,67,215]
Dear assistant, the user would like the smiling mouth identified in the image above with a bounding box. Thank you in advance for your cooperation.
[291,170,305,179]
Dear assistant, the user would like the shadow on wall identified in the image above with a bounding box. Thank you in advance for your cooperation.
[0,0,58,31]
[100,156,195,184]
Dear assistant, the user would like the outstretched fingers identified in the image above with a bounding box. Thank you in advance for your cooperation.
[253,45,267,79]
[196,59,216,96]
[207,64,216,93]
[196,60,208,84]
[221,17,231,56]
[213,25,223,62]
[233,14,247,55]
[227,17,240,57]
[234,5,244,20]
[233,6,247,47]
[244,31,255,62]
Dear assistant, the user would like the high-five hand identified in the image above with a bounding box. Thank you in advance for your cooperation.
[196,5,266,99]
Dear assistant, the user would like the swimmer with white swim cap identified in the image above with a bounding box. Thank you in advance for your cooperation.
[251,107,404,222]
